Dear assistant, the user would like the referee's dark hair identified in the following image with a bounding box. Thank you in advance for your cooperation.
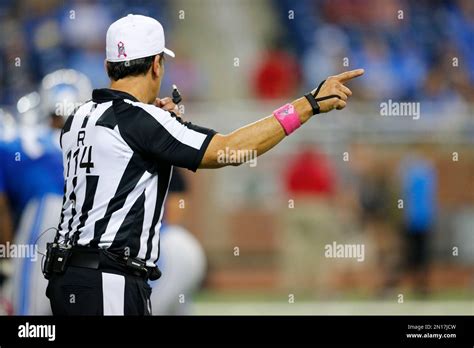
[106,53,164,81]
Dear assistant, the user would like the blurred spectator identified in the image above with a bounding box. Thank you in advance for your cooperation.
[447,0,474,82]
[350,143,401,295]
[399,146,438,296]
[61,0,112,88]
[281,145,340,294]
[20,0,68,79]
[302,24,350,91]
[284,146,336,196]
[0,18,34,105]
[355,36,405,100]
[252,39,301,99]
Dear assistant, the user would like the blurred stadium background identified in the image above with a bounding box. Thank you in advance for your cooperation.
[0,0,473,315]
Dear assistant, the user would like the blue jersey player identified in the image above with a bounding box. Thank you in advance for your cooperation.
[1,70,92,314]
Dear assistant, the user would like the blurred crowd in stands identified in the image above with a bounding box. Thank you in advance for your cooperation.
[1,0,473,105]
[257,0,474,104]
[0,0,172,105]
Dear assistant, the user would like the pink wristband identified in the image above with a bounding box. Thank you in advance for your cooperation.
[273,103,301,136]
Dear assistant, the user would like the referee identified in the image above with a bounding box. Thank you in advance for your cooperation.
[45,14,364,315]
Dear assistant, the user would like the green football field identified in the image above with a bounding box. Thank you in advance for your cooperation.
[193,290,474,315]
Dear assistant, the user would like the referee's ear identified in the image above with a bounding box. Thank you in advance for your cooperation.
[152,54,164,79]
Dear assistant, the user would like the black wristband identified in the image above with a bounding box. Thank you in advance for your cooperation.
[304,93,320,115]
[304,79,342,115]
[305,79,326,115]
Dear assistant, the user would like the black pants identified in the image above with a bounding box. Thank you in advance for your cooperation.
[405,229,429,270]
[46,254,152,316]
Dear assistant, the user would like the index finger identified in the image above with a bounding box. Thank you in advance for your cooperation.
[334,69,365,83]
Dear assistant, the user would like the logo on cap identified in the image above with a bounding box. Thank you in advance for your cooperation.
[117,41,127,58]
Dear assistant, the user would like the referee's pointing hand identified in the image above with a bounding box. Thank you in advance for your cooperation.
[313,68,364,113]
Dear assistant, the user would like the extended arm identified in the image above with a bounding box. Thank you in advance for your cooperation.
[200,69,364,168]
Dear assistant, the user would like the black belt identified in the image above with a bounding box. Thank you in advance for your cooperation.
[68,247,161,280]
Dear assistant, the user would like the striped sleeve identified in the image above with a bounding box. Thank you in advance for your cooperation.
[117,100,216,171]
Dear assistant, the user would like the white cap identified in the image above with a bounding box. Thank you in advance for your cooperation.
[106,14,175,62]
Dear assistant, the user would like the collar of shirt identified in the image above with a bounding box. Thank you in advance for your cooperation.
[92,88,139,103]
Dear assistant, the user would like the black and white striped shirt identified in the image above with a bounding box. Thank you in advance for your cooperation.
[57,88,216,266]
